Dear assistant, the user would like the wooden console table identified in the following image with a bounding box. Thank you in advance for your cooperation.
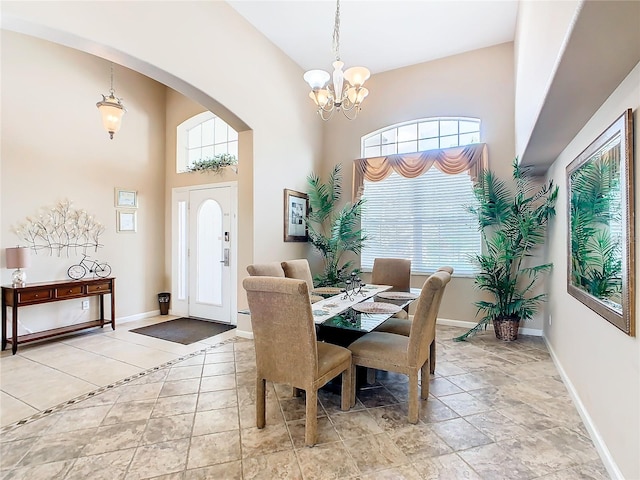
[2,277,115,355]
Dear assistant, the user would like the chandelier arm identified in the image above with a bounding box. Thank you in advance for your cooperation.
[320,98,336,114]
[341,106,360,120]
[341,99,357,112]
[319,107,335,121]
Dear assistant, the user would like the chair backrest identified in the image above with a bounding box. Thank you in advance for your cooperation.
[411,266,454,311]
[281,259,315,290]
[243,276,317,387]
[430,266,454,333]
[407,270,451,366]
[371,258,411,291]
[247,262,285,277]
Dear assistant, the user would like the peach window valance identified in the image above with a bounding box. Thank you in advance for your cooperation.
[352,143,488,201]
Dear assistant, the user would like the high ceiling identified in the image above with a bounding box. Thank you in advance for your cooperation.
[227,1,519,75]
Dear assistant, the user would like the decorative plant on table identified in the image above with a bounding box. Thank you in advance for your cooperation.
[306,163,367,287]
[187,153,238,174]
[454,159,559,342]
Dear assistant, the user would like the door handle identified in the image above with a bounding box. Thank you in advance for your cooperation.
[220,248,230,267]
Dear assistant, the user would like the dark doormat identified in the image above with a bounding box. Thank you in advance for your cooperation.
[130,317,235,345]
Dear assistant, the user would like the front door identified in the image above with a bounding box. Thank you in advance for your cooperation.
[188,186,232,322]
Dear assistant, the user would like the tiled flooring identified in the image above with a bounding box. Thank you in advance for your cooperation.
[0,319,609,479]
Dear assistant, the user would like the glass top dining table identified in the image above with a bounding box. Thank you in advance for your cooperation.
[312,284,421,333]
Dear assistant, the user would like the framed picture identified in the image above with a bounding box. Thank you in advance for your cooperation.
[116,210,137,233]
[114,188,138,208]
[566,109,635,336]
[283,189,309,242]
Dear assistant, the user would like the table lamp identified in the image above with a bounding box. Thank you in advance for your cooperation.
[6,247,31,287]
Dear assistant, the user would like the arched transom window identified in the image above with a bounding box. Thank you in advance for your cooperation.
[176,111,238,173]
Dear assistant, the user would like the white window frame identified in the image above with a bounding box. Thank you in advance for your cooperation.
[360,117,482,277]
[176,111,238,173]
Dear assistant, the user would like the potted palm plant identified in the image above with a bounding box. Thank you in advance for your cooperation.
[306,164,367,287]
[454,159,558,342]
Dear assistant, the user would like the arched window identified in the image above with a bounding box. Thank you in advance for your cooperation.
[360,117,481,275]
[176,111,238,173]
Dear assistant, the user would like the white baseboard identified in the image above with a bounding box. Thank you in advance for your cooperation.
[116,310,163,325]
[544,338,622,479]
[436,318,543,337]
[235,329,254,340]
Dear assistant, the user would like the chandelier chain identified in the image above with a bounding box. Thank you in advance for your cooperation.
[109,63,115,96]
[332,0,341,61]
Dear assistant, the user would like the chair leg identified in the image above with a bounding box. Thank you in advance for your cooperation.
[341,366,352,411]
[429,339,436,374]
[350,364,357,407]
[256,377,266,429]
[305,389,318,446]
[366,368,376,384]
[421,362,430,399]
[408,370,419,424]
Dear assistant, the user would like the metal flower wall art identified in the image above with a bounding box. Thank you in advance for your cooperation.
[12,200,105,257]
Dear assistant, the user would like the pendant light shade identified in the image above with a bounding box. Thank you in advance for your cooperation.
[96,63,126,139]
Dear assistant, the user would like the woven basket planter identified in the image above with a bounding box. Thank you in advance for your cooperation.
[493,316,520,341]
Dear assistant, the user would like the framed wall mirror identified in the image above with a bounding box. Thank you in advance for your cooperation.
[566,109,635,336]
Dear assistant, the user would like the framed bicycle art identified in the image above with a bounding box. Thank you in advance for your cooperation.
[284,188,308,242]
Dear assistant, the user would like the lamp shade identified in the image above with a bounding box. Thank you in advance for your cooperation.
[97,94,126,139]
[6,247,31,269]
[344,66,370,88]
[303,70,330,90]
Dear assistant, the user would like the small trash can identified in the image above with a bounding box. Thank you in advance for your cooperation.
[158,292,171,315]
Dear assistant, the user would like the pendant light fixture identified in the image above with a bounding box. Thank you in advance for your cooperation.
[303,0,370,121]
[96,63,126,139]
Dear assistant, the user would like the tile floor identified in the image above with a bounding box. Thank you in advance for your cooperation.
[0,319,609,479]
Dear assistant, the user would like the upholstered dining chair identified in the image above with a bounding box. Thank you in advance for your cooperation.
[348,270,451,423]
[374,266,454,374]
[243,276,353,446]
[371,257,412,319]
[281,259,323,303]
[371,257,412,291]
[246,262,285,277]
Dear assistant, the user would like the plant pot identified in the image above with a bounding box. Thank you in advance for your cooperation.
[493,316,520,341]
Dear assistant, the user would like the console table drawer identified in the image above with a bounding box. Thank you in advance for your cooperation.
[87,282,111,294]
[18,289,53,303]
[56,286,84,298]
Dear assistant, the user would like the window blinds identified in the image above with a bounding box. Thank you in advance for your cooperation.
[361,169,480,275]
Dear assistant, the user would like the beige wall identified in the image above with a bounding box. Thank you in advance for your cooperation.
[1,31,166,327]
[1,1,324,323]
[514,0,581,158]
[322,43,518,326]
[545,62,640,479]
[1,0,324,268]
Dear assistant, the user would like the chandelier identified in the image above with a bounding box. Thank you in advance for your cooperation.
[96,63,126,139]
[303,0,370,121]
